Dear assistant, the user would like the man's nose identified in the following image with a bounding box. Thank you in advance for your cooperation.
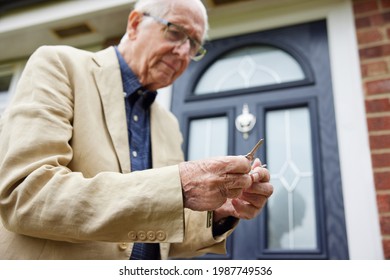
[173,39,191,58]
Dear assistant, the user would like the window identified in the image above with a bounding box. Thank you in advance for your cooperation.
[194,45,306,95]
[0,72,13,101]
[266,107,317,250]
[0,64,22,113]
[188,116,229,160]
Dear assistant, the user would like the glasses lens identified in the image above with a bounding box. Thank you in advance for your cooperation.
[192,47,206,61]
[165,24,206,61]
[165,25,187,43]
[187,39,201,57]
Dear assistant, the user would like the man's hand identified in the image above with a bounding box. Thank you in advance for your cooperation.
[213,158,274,222]
[179,156,252,211]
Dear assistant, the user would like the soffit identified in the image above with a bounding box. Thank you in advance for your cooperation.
[0,0,313,63]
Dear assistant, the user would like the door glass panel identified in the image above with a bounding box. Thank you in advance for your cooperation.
[266,107,317,250]
[194,46,305,95]
[188,116,228,160]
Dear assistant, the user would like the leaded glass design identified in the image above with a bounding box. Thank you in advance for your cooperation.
[266,107,317,250]
[194,46,305,95]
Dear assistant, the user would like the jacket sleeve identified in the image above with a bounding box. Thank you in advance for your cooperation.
[0,46,185,244]
[150,102,239,259]
[167,209,239,259]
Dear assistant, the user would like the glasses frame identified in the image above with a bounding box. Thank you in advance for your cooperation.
[143,13,207,61]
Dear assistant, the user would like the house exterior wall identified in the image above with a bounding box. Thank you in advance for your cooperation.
[0,0,388,260]
[353,0,390,259]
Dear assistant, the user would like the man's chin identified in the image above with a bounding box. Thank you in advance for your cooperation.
[155,73,175,88]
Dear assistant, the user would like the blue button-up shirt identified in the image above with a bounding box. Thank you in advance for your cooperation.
[115,48,157,172]
[115,48,161,260]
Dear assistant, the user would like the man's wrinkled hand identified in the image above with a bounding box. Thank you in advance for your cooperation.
[179,156,252,211]
[213,158,274,222]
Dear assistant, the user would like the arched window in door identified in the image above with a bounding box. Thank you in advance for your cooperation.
[194,45,306,95]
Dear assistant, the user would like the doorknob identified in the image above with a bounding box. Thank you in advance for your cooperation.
[235,103,256,139]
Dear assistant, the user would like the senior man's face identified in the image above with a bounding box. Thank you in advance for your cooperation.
[130,5,205,91]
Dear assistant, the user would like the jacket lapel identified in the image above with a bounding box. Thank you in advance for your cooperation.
[150,103,167,168]
[92,47,131,173]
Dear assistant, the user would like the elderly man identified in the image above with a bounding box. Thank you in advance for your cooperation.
[0,0,273,259]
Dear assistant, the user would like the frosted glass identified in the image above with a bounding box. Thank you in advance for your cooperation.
[195,46,305,94]
[266,107,317,250]
[188,117,228,160]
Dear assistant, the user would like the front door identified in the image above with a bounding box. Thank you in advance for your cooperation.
[171,20,349,259]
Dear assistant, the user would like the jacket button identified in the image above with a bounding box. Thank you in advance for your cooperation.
[128,231,137,241]
[147,231,156,241]
[156,230,166,241]
[138,231,147,241]
[118,243,128,251]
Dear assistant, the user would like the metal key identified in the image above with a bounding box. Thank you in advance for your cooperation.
[245,138,264,162]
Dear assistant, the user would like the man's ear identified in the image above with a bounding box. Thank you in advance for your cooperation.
[127,11,143,39]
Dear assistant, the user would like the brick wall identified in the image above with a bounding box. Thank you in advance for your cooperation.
[353,0,390,259]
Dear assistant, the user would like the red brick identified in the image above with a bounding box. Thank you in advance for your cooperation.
[369,11,390,25]
[384,239,390,260]
[369,134,390,149]
[366,78,390,94]
[359,44,390,59]
[365,97,390,112]
[374,171,390,190]
[381,0,390,9]
[356,12,390,28]
[356,16,372,28]
[358,28,384,44]
[372,152,390,168]
[377,193,390,212]
[354,0,380,14]
[361,61,388,77]
[367,115,390,130]
[380,215,390,234]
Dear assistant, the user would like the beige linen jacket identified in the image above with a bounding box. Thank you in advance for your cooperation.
[0,46,233,259]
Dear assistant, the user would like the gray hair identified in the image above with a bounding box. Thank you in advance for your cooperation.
[133,0,209,40]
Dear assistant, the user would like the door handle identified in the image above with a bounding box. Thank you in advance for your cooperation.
[235,103,256,139]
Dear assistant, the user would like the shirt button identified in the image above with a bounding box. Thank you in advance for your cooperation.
[133,115,139,122]
[132,151,138,158]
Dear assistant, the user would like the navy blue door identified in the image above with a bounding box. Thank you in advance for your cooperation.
[172,20,349,260]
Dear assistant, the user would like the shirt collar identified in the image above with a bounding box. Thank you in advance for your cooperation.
[114,47,157,108]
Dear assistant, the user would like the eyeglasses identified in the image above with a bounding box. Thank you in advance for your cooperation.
[143,13,207,61]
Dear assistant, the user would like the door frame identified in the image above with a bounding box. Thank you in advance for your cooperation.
[156,0,383,259]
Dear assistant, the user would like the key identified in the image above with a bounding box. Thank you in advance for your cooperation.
[245,138,266,182]
[245,138,264,162]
